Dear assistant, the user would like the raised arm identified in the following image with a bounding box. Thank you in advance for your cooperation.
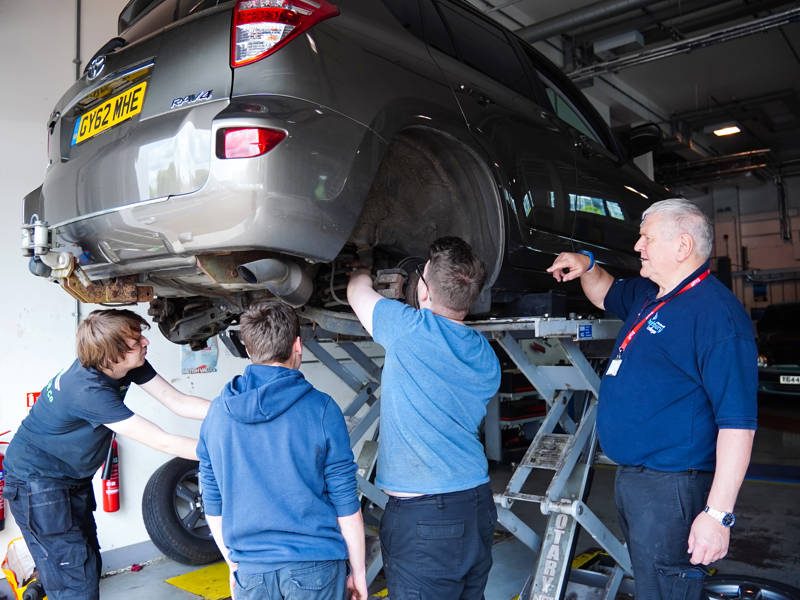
[347,269,382,336]
[139,374,210,419]
[106,414,199,460]
[546,252,614,310]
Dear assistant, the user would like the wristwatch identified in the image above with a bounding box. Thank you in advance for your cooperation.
[704,505,736,527]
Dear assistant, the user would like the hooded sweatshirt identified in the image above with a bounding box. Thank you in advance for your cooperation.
[197,365,359,574]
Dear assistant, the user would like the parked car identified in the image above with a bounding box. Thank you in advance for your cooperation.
[757,302,800,398]
[22,0,665,347]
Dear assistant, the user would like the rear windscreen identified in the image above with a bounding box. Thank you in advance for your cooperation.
[119,0,223,39]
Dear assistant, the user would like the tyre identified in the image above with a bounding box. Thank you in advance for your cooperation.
[704,574,800,600]
[141,458,222,565]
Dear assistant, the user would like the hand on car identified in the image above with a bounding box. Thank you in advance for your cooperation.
[687,511,730,565]
[546,252,592,282]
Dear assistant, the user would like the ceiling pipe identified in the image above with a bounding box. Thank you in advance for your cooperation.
[568,6,800,81]
[517,0,659,43]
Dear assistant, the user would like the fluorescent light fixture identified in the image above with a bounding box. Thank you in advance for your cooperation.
[624,185,648,199]
[713,125,741,137]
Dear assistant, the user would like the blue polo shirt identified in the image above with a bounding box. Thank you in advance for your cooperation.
[597,262,757,472]
[372,298,501,494]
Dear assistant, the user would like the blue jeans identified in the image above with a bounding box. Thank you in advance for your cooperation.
[615,466,713,600]
[233,560,347,600]
[380,483,496,600]
[3,477,101,600]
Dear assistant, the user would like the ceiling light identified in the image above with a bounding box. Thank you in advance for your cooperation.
[713,125,741,137]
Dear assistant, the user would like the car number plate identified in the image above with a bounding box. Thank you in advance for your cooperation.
[779,375,800,385]
[71,81,147,145]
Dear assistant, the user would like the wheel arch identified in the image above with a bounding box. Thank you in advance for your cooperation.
[349,124,507,296]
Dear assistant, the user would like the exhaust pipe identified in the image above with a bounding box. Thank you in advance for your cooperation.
[237,258,313,307]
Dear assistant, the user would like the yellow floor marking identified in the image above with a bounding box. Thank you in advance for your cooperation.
[165,561,230,600]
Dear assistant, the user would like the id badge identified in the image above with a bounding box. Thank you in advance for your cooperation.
[606,358,622,376]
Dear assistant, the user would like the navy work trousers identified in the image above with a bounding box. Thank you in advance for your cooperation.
[3,477,101,600]
[380,483,497,600]
[615,466,713,600]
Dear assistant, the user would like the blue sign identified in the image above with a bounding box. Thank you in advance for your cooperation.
[578,324,592,339]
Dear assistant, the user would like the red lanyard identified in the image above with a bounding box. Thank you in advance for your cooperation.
[617,269,710,355]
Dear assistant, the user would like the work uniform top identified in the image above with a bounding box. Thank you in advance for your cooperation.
[4,359,156,482]
[597,262,758,472]
[372,298,501,494]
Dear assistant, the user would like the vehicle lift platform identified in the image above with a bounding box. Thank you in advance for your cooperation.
[246,307,632,600]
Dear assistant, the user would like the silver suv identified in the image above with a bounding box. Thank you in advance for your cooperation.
[22,0,664,346]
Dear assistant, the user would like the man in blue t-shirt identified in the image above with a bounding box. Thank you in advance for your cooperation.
[197,301,367,600]
[547,199,757,599]
[348,237,501,599]
[3,309,210,600]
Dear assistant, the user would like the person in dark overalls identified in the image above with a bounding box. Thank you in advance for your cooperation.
[3,309,210,600]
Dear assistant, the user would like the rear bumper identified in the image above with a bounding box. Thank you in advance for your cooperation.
[758,366,800,397]
[50,95,384,275]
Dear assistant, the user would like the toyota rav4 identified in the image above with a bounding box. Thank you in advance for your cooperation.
[22,0,665,347]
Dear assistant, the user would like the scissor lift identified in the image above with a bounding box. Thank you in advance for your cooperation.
[288,307,632,599]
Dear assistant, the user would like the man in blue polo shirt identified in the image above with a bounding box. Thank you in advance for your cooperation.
[347,237,501,599]
[547,198,757,599]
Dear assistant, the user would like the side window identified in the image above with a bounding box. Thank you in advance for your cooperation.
[434,2,532,98]
[543,84,604,146]
[419,0,457,57]
[382,0,423,40]
[119,0,175,36]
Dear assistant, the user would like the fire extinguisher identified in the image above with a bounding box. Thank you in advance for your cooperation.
[1,429,11,531]
[101,433,120,512]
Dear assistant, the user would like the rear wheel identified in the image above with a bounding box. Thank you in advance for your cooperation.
[339,127,504,311]
[141,458,221,565]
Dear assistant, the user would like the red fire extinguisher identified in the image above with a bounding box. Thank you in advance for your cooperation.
[101,433,120,512]
[1,429,11,531]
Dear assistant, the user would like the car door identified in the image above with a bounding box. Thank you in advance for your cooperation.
[417,0,577,283]
[523,46,654,274]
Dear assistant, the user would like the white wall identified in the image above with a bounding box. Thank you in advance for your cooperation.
[0,0,125,554]
[0,0,382,565]
[691,176,800,314]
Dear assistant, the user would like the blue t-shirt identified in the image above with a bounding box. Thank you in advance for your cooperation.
[597,263,757,471]
[372,299,501,494]
[4,359,156,482]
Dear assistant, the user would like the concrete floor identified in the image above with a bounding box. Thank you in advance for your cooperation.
[2,399,797,600]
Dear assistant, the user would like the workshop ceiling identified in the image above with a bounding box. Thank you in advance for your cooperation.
[465,0,800,193]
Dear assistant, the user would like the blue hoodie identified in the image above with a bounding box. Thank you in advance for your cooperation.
[197,365,359,575]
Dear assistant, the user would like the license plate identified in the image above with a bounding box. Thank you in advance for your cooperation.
[780,375,800,385]
[71,81,147,145]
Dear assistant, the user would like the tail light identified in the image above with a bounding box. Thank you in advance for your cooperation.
[231,0,339,68]
[218,127,287,158]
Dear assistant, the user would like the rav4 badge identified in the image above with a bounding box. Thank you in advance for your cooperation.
[170,90,213,109]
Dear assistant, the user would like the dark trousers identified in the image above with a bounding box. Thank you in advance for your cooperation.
[380,483,497,600]
[3,477,101,600]
[615,466,713,600]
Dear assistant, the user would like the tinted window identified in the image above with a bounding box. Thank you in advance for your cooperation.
[544,85,603,145]
[759,304,800,331]
[119,0,221,38]
[383,0,423,38]
[435,2,531,97]
[119,0,172,34]
[420,0,457,57]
